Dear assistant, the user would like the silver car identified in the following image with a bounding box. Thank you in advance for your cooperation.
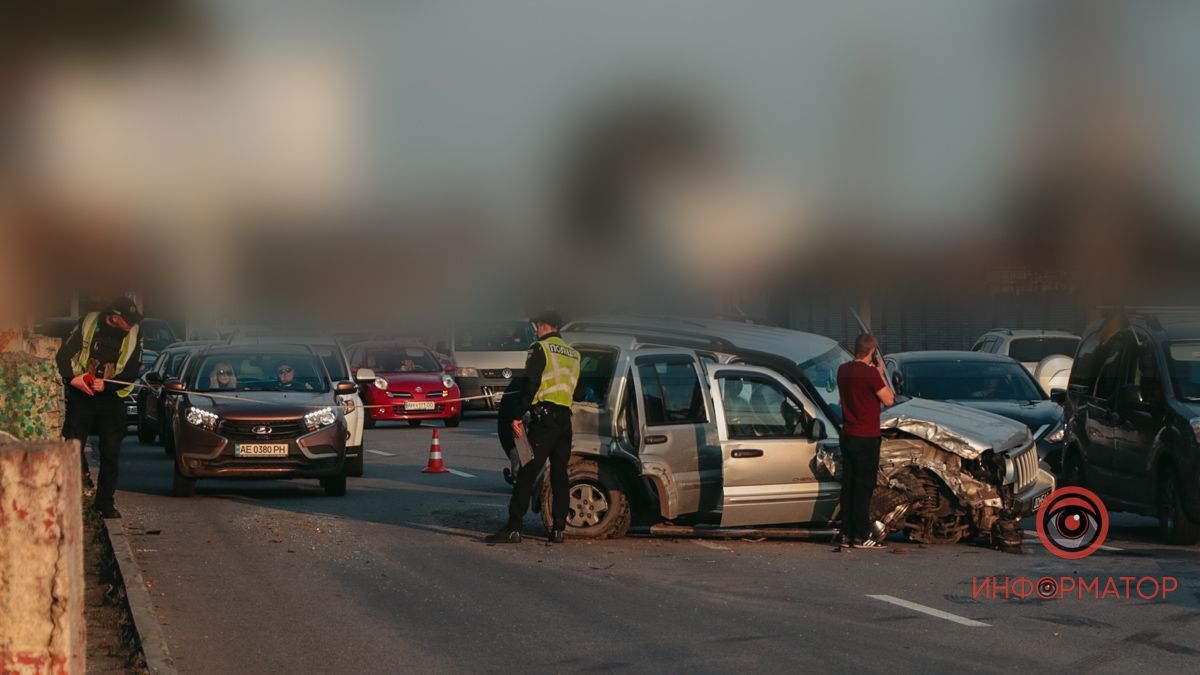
[525,317,1053,547]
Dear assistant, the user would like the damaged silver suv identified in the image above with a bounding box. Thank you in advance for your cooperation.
[531,317,1054,547]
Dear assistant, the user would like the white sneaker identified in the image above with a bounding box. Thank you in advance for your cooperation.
[854,539,888,549]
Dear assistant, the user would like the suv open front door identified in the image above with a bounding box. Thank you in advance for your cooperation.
[709,364,840,527]
[628,349,721,518]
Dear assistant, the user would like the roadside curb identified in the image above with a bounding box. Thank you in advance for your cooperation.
[105,523,179,675]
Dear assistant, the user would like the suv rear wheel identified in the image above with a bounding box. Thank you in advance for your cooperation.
[1158,470,1200,545]
[345,446,364,477]
[540,459,631,539]
[1061,447,1086,487]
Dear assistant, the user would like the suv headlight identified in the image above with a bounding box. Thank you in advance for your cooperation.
[185,406,219,431]
[456,367,479,378]
[1045,421,1065,444]
[305,406,337,432]
[442,374,455,389]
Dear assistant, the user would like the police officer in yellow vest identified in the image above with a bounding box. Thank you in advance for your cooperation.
[55,296,144,519]
[487,310,580,544]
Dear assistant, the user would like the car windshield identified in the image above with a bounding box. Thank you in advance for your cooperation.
[192,354,330,393]
[902,360,1043,401]
[1008,337,1079,363]
[798,346,854,425]
[454,322,535,352]
[1167,342,1200,401]
[367,347,441,373]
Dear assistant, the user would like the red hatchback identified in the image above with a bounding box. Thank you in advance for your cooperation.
[349,343,462,428]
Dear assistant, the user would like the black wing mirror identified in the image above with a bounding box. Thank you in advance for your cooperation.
[809,419,828,442]
[335,381,358,395]
[1049,387,1066,404]
[144,371,164,385]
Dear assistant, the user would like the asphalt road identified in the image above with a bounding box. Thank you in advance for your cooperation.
[100,415,1200,674]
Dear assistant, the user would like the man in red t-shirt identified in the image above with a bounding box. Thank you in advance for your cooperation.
[835,333,895,549]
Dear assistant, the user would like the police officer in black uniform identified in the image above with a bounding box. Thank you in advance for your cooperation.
[56,296,144,518]
[486,311,581,544]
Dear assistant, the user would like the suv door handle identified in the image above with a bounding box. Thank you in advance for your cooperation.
[731,449,764,458]
[645,435,668,445]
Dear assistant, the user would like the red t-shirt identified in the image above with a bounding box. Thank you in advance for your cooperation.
[837,360,887,438]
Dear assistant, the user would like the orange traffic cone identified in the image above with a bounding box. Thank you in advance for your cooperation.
[422,428,449,474]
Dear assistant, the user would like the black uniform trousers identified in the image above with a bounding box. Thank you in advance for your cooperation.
[506,404,572,532]
[62,388,126,509]
[840,434,882,543]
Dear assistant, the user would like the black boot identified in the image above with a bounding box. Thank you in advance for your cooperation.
[484,528,521,544]
[547,529,565,544]
[95,503,121,519]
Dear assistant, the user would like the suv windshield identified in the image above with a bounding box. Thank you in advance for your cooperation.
[1167,342,1200,401]
[367,347,441,373]
[798,346,854,425]
[192,354,330,393]
[1009,337,1079,363]
[455,322,535,352]
[902,360,1043,401]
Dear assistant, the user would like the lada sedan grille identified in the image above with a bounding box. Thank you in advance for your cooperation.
[219,419,305,440]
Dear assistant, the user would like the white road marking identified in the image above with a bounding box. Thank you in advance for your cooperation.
[446,468,476,478]
[691,540,731,552]
[1023,532,1124,551]
[866,594,990,627]
[366,449,395,456]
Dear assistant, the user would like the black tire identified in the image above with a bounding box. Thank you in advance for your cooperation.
[322,474,347,497]
[364,415,376,429]
[1061,447,1086,488]
[444,415,461,428]
[172,461,196,498]
[408,420,422,428]
[1158,470,1200,545]
[540,458,631,539]
[345,446,364,477]
[136,405,157,444]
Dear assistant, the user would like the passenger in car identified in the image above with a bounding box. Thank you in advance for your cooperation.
[209,361,238,390]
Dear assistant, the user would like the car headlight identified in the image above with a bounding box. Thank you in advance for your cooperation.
[1190,417,1200,444]
[1045,421,1065,444]
[374,377,389,391]
[305,406,337,432]
[184,406,219,431]
[456,367,479,378]
[441,374,455,389]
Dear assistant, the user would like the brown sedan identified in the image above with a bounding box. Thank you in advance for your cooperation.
[165,345,355,497]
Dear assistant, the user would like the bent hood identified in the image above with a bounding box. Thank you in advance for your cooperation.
[881,397,1032,460]
[942,399,1063,434]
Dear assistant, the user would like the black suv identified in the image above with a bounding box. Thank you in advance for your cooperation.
[1061,312,1200,544]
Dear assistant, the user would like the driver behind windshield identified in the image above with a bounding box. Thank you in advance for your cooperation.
[275,360,314,391]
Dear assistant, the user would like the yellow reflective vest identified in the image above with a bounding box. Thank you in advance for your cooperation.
[71,312,140,398]
[532,336,581,408]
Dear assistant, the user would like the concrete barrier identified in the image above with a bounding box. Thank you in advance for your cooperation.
[0,438,85,675]
[0,352,63,442]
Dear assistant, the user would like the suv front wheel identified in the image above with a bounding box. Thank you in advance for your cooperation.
[540,459,631,539]
[1158,470,1200,545]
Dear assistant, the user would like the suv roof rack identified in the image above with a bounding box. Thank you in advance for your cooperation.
[567,322,739,351]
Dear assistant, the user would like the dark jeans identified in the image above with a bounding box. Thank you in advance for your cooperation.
[62,389,126,509]
[506,404,572,531]
[840,434,881,543]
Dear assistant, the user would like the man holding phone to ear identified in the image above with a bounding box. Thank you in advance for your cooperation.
[835,333,894,550]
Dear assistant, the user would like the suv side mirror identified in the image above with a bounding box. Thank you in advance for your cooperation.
[164,378,186,393]
[1119,383,1144,409]
[354,368,376,382]
[1050,387,1066,404]
[335,381,358,395]
[809,419,828,442]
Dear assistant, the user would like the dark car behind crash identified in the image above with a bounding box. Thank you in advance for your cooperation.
[164,344,354,498]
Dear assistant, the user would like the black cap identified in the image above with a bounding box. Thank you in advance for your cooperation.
[531,310,564,329]
[105,296,144,326]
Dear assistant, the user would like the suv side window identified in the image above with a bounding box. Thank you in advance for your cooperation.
[575,348,618,406]
[1124,334,1161,405]
[1070,331,1103,389]
[717,374,807,439]
[1093,336,1130,401]
[636,357,707,426]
